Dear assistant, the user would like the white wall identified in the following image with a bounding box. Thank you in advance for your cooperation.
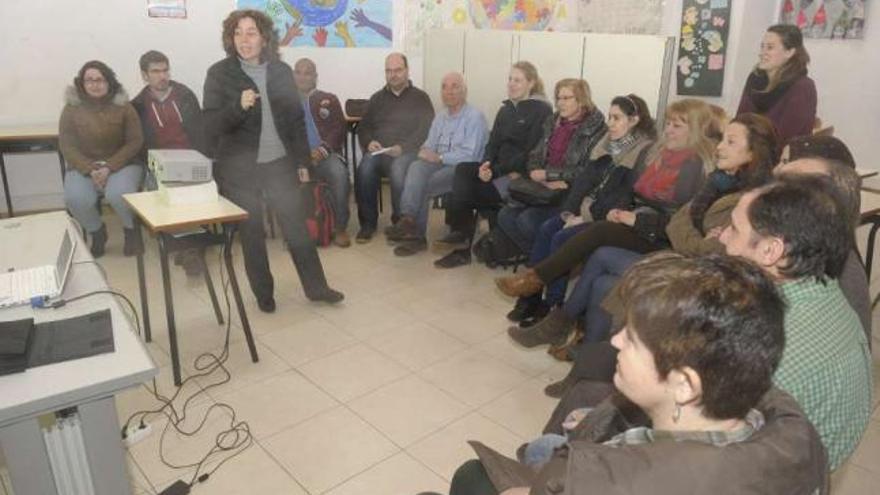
[0,0,414,128]
[804,4,880,168]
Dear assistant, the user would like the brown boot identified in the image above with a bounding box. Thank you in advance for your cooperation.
[495,268,543,298]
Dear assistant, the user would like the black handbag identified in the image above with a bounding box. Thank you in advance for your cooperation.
[508,177,566,206]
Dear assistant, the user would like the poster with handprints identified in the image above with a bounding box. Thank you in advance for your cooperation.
[779,0,867,39]
[676,0,731,97]
[236,0,392,48]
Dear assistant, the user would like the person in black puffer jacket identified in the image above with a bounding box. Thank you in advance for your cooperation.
[203,9,342,312]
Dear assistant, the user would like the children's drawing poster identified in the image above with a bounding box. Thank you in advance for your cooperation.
[236,0,393,48]
[676,0,731,97]
[779,0,867,39]
[148,0,186,18]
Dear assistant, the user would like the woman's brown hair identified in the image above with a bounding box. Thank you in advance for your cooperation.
[759,24,810,92]
[221,10,279,62]
[555,78,595,114]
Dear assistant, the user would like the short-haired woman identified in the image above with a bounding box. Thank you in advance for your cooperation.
[737,24,816,145]
[60,60,144,258]
[203,10,342,312]
[419,253,827,495]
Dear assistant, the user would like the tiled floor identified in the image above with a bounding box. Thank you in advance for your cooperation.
[43,208,880,493]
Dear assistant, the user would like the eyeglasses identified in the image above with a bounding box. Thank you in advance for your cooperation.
[84,78,107,85]
[556,95,576,101]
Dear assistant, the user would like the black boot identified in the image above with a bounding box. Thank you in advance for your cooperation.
[290,245,344,304]
[90,224,108,258]
[123,227,144,257]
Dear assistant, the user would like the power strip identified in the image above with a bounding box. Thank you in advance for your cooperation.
[122,422,153,447]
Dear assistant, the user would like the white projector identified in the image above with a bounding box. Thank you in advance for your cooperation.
[148,149,212,183]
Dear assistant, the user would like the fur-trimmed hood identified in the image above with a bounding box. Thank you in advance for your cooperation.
[64,85,130,107]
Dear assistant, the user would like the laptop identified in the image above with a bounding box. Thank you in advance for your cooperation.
[0,223,76,308]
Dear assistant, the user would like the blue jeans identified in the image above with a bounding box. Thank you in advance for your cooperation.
[355,151,414,230]
[399,159,456,237]
[532,217,591,306]
[497,205,561,254]
[312,154,351,230]
[64,164,144,232]
[564,246,643,342]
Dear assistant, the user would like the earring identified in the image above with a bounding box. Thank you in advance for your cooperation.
[672,403,682,424]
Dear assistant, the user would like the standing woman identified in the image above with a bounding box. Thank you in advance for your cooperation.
[433,61,553,269]
[60,61,144,258]
[203,10,342,312]
[737,24,816,146]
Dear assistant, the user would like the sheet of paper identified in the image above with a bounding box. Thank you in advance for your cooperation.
[371,147,393,156]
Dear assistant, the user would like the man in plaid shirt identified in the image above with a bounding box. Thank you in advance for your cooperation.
[719,166,872,470]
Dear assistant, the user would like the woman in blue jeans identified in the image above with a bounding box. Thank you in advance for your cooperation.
[507,94,656,326]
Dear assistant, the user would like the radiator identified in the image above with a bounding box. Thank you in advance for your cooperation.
[41,410,95,495]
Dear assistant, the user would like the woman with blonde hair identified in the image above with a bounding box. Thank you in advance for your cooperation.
[434,61,553,268]
[496,77,607,255]
[497,99,723,347]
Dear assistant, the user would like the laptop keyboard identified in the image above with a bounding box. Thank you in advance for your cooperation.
[0,266,57,305]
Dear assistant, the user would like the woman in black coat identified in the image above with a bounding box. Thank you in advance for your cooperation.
[203,9,342,312]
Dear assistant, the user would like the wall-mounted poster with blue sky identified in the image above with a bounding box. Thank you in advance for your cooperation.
[235,0,392,48]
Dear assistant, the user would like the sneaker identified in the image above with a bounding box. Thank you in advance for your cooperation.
[506,298,536,323]
[394,238,427,257]
[433,248,471,269]
[307,287,345,304]
[518,302,551,328]
[355,227,375,244]
[333,231,352,248]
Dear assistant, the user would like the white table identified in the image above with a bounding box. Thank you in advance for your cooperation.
[123,191,258,387]
[0,211,158,495]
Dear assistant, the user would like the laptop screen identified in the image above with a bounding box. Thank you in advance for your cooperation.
[55,230,73,282]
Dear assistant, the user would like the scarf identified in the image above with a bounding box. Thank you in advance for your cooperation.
[743,69,806,113]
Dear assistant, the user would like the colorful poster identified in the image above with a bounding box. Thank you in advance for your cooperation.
[779,0,867,39]
[405,1,663,52]
[235,0,393,48]
[676,0,731,97]
[147,0,186,18]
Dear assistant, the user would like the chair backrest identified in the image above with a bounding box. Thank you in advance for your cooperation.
[344,99,368,119]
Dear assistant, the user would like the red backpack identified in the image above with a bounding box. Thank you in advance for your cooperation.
[302,182,336,247]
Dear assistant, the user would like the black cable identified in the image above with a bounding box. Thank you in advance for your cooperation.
[120,240,252,490]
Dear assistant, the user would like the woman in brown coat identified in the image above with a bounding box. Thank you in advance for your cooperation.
[418,253,827,495]
[60,60,144,257]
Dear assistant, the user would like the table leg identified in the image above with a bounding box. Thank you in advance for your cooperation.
[864,217,880,281]
[0,416,58,495]
[201,252,225,325]
[0,152,14,217]
[77,396,133,495]
[134,219,151,342]
[223,225,259,363]
[158,234,183,386]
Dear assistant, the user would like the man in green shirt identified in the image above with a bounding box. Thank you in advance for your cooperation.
[719,167,872,470]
